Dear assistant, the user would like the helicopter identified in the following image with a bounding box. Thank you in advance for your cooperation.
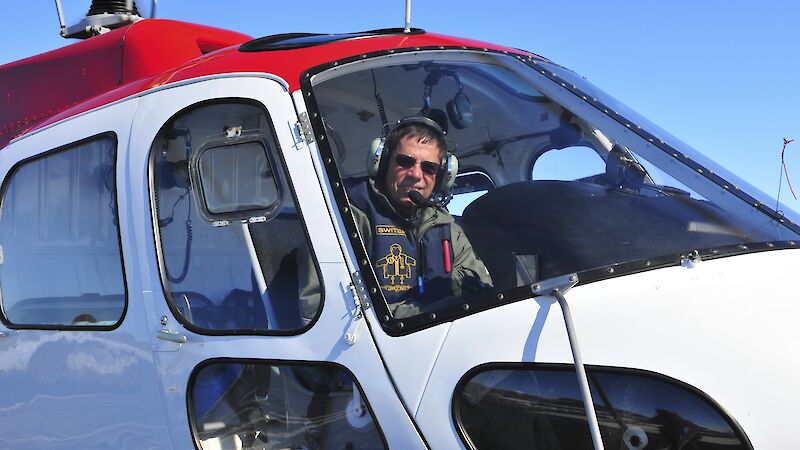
[0,1,798,449]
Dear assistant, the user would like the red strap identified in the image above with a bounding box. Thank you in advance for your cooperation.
[442,239,452,273]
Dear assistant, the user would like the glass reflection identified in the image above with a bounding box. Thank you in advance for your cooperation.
[457,366,748,450]
[191,362,385,450]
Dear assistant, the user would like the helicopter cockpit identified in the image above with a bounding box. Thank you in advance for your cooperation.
[310,50,800,330]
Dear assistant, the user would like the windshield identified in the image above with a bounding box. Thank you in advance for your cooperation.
[310,50,800,329]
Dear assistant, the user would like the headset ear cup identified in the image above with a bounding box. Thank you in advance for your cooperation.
[447,93,474,130]
[437,153,459,192]
[367,137,385,178]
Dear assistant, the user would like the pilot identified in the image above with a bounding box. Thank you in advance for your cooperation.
[345,116,492,318]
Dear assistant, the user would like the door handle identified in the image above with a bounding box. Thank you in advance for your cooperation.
[156,329,187,344]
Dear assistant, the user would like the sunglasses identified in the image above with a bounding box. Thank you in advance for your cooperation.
[394,154,440,176]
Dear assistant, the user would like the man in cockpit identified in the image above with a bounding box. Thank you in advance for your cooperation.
[344,116,492,318]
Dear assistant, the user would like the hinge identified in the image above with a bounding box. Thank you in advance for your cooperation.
[344,272,370,346]
[298,112,315,144]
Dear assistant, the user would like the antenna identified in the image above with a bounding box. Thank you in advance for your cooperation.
[404,0,412,33]
[776,138,797,212]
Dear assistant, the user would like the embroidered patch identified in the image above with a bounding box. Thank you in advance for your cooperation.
[375,225,406,236]
[376,243,416,292]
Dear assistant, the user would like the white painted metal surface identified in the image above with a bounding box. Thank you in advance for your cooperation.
[416,249,800,448]
[126,75,426,449]
[0,99,173,450]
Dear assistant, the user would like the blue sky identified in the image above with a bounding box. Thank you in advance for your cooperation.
[2,1,799,212]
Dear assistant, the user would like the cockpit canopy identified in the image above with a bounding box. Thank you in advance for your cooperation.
[309,50,800,330]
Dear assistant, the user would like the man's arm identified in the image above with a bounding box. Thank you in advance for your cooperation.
[449,221,493,298]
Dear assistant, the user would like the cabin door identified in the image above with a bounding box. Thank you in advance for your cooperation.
[128,75,424,449]
[0,99,174,449]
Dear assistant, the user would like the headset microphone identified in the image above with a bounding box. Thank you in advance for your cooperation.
[408,190,437,208]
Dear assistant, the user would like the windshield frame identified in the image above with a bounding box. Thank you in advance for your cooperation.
[301,47,800,336]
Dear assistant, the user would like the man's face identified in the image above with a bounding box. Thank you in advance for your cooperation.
[384,135,441,215]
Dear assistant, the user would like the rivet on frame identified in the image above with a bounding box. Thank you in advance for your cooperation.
[644,261,651,267]
[361,54,367,58]
[388,49,395,53]
[398,322,404,329]
[383,315,390,322]
[767,242,775,247]
[606,267,615,274]
[712,249,719,254]
[483,48,489,52]
[351,232,358,238]
[325,158,332,164]
[342,206,349,213]
[462,304,470,311]
[497,293,504,301]
[561,83,566,87]
[319,135,325,141]
[648,138,654,142]
[739,244,748,250]
[370,288,377,294]
[723,185,729,190]
[361,259,368,265]
[429,313,437,320]
[625,124,631,128]
[697,169,703,174]
[790,241,797,245]
[582,96,587,100]
[334,181,340,188]
[306,91,312,97]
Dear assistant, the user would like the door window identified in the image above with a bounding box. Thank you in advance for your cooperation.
[0,134,125,328]
[150,101,322,332]
[189,360,387,450]
[455,364,751,450]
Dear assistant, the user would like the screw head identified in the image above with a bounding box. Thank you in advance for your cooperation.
[160,316,168,326]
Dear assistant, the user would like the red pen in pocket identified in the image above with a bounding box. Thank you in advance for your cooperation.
[442,239,452,273]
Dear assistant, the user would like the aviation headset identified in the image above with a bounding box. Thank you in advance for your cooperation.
[367,116,459,193]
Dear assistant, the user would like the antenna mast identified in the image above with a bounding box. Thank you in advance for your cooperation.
[404,0,412,33]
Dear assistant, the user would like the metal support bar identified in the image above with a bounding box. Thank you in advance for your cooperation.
[404,0,412,33]
[241,222,278,329]
[54,0,67,35]
[553,289,605,450]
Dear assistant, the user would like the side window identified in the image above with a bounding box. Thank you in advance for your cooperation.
[0,134,125,328]
[448,171,495,216]
[189,360,387,450]
[531,146,606,181]
[150,101,322,332]
[455,365,751,450]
